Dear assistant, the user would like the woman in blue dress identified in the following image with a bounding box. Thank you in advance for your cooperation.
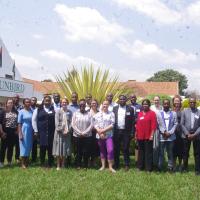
[18,98,33,169]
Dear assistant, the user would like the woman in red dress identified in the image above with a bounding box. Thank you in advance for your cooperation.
[136,99,157,172]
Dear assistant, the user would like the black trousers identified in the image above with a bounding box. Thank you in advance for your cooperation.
[40,145,54,166]
[90,131,99,161]
[0,128,16,163]
[31,138,38,162]
[114,130,131,168]
[74,136,92,168]
[137,140,153,171]
[183,138,200,172]
[15,134,20,160]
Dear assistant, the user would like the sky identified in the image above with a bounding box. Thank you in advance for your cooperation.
[0,0,200,91]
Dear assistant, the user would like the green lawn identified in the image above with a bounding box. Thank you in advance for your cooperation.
[0,158,200,200]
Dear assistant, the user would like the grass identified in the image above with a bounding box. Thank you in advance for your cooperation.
[0,157,200,200]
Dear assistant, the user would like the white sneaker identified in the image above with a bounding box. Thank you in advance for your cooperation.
[0,163,4,168]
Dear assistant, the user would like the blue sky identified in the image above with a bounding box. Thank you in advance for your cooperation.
[0,0,200,91]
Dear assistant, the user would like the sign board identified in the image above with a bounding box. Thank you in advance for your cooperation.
[0,77,33,98]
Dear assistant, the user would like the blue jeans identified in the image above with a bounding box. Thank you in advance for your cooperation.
[159,141,174,169]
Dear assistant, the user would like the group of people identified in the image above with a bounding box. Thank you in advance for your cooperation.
[0,92,200,175]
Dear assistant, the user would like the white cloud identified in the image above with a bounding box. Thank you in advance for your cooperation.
[112,0,200,25]
[40,49,100,66]
[54,4,131,43]
[117,40,197,65]
[32,34,44,40]
[10,53,40,68]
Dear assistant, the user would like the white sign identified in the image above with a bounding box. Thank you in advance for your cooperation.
[0,77,33,98]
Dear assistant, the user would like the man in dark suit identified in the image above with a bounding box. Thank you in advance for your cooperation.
[181,97,200,175]
[113,95,135,171]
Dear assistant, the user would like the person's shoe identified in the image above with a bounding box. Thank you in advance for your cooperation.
[56,167,61,171]
[195,171,200,176]
[124,166,129,172]
[16,159,20,164]
[0,163,4,168]
[109,168,116,173]
[99,166,105,171]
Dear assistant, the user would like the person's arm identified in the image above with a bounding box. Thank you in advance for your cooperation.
[157,112,165,134]
[181,110,189,136]
[32,108,38,133]
[17,111,23,140]
[168,112,178,135]
[71,113,82,136]
[82,114,94,136]
[101,112,115,133]
[55,110,63,132]
[149,112,157,140]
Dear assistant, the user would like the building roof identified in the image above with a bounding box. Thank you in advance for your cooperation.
[123,80,179,97]
[23,78,179,97]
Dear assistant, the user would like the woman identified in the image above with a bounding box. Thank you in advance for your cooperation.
[89,99,99,167]
[172,95,184,171]
[32,95,55,167]
[136,99,157,172]
[94,100,115,173]
[18,98,33,168]
[72,99,93,169]
[151,95,163,169]
[0,99,18,167]
[53,98,72,170]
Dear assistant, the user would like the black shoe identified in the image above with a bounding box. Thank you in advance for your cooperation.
[195,171,200,176]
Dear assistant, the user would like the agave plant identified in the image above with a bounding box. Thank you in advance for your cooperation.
[55,65,131,104]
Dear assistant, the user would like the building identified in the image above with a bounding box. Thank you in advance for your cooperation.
[0,38,34,106]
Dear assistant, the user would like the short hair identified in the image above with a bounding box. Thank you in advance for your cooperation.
[162,99,170,104]
[79,98,86,102]
[142,99,151,106]
[119,94,127,99]
[23,98,31,104]
[154,95,160,100]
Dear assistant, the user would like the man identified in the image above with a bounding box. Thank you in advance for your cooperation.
[68,92,79,114]
[129,94,142,165]
[30,97,38,162]
[53,93,61,111]
[181,97,200,175]
[158,99,177,171]
[85,94,92,111]
[113,95,135,171]
[13,95,23,163]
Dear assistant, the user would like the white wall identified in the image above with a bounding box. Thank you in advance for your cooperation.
[0,37,22,81]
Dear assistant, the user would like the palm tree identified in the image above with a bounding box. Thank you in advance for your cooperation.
[56,66,130,103]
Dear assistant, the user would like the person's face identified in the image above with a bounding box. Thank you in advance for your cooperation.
[91,100,97,110]
[7,100,13,109]
[24,99,31,109]
[154,97,160,106]
[119,96,126,106]
[142,102,150,111]
[14,96,19,105]
[189,98,196,109]
[53,94,60,104]
[61,99,68,108]
[163,100,170,111]
[71,94,78,104]
[31,98,37,107]
[173,98,181,108]
[102,101,109,112]
[130,95,137,104]
[44,97,51,107]
[106,93,113,102]
[79,101,86,112]
[86,95,92,105]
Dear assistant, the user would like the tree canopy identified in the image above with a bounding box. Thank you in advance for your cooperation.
[146,69,188,95]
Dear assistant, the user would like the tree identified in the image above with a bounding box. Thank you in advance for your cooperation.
[56,65,130,103]
[146,69,188,95]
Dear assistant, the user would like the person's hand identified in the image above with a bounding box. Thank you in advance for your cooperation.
[188,133,196,141]
[33,132,38,139]
[100,133,105,139]
[149,135,153,141]
[1,131,6,139]
[19,133,23,140]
